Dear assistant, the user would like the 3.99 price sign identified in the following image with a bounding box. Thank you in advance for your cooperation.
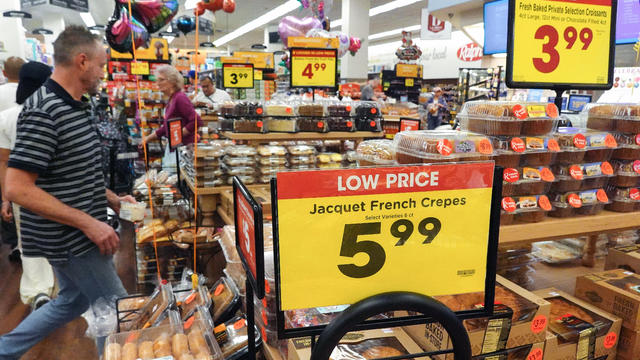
[275,163,494,310]
[223,63,254,89]
[507,0,615,89]
[290,48,337,88]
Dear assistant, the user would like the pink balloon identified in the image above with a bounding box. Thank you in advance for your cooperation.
[278,16,322,47]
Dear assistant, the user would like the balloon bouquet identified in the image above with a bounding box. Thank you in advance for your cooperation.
[277,0,362,69]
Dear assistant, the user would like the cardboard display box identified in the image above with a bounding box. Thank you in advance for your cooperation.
[402,276,550,359]
[604,244,640,274]
[617,327,640,360]
[533,288,621,360]
[575,269,640,331]
[470,342,544,360]
[287,328,427,360]
[220,187,272,223]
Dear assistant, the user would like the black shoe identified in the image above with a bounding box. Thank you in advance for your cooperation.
[32,293,50,310]
[8,247,21,263]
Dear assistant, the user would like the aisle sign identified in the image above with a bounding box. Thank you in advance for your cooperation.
[223,63,254,89]
[275,163,495,310]
[233,177,265,298]
[131,61,149,76]
[506,0,617,89]
[290,48,337,88]
[396,63,422,78]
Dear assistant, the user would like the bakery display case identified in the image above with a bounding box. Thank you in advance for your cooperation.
[457,67,504,104]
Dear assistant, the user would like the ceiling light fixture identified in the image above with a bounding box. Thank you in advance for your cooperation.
[213,0,299,47]
[80,12,95,28]
[332,0,422,29]
[369,24,420,41]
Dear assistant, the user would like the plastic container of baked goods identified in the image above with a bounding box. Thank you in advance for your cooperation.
[394,130,494,164]
[355,117,383,132]
[327,103,353,117]
[257,157,287,167]
[257,145,286,157]
[175,285,211,321]
[611,159,640,187]
[287,145,316,156]
[223,157,255,167]
[491,136,559,168]
[225,145,257,158]
[225,175,255,185]
[582,103,640,132]
[265,101,295,117]
[210,276,241,324]
[233,118,267,133]
[327,117,355,132]
[605,185,640,212]
[297,103,325,117]
[266,118,298,133]
[317,152,343,164]
[234,101,264,117]
[556,127,618,162]
[355,139,395,166]
[549,189,609,218]
[195,144,225,159]
[289,155,317,165]
[532,241,582,263]
[550,162,614,192]
[220,101,236,117]
[501,195,553,223]
[613,132,640,160]
[220,317,263,360]
[258,166,287,176]
[297,117,329,132]
[502,167,555,196]
[127,282,175,330]
[459,101,560,136]
[354,102,381,119]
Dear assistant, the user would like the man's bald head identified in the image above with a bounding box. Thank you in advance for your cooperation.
[3,57,25,82]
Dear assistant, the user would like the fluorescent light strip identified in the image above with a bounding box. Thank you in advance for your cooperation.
[369,24,420,41]
[332,0,422,29]
[80,12,95,27]
[213,0,299,47]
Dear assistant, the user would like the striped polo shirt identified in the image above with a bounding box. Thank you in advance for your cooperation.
[8,79,107,262]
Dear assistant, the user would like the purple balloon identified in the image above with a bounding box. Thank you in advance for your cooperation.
[278,16,322,47]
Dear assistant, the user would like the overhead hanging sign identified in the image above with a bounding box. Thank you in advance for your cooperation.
[50,0,89,12]
[290,48,338,89]
[233,51,275,69]
[506,0,617,90]
[396,63,422,78]
[287,37,339,49]
[110,38,170,61]
[223,63,254,88]
[421,8,452,40]
[274,162,495,310]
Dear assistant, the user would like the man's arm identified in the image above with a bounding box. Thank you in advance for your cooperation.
[5,168,120,255]
[0,148,12,221]
[106,188,136,215]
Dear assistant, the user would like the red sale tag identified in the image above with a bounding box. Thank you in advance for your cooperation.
[540,167,555,182]
[633,160,640,174]
[630,188,640,200]
[527,348,543,360]
[538,195,552,211]
[603,331,617,349]
[437,139,453,156]
[513,104,528,119]
[530,315,547,334]
[597,189,609,203]
[547,138,560,152]
[601,161,613,175]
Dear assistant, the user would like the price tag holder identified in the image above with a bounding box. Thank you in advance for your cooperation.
[131,61,149,76]
[399,118,421,132]
[506,0,616,89]
[254,69,263,81]
[290,48,338,89]
[168,119,182,150]
[223,63,254,89]
[233,176,265,299]
[405,78,414,87]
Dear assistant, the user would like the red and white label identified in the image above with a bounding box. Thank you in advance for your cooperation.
[437,139,453,156]
[427,14,445,33]
[503,168,520,183]
[513,104,528,119]
[635,134,640,146]
[630,188,640,200]
[457,43,482,62]
[569,165,584,180]
[502,197,517,212]
[568,194,582,208]
[510,137,526,153]
[633,160,640,174]
[573,134,587,149]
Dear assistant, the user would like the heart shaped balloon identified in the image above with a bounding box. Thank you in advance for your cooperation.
[117,0,178,33]
[106,6,150,54]
[278,16,322,48]
[349,36,361,56]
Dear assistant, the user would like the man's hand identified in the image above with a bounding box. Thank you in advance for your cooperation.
[82,218,120,255]
[1,201,12,222]
[107,192,137,215]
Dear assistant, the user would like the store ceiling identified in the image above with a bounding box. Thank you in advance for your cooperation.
[20,0,485,53]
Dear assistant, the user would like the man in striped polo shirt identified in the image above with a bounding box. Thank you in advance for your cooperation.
[0,26,133,359]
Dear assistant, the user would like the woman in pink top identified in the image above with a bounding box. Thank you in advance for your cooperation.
[142,65,202,146]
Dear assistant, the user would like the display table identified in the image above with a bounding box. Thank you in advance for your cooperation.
[220,131,383,144]
[500,211,640,267]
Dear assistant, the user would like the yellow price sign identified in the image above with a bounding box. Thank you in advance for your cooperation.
[275,163,495,310]
[131,61,149,75]
[291,48,337,88]
[223,63,254,88]
[396,63,421,78]
[405,78,414,87]
[507,0,615,89]
[254,69,263,81]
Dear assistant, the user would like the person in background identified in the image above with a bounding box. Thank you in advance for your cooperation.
[186,69,197,95]
[0,61,56,311]
[142,65,203,168]
[0,26,133,359]
[426,87,449,130]
[0,57,25,112]
[192,75,231,108]
[360,77,380,101]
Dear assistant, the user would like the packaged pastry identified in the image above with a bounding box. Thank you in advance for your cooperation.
[210,276,241,324]
[258,166,287,176]
[394,130,493,164]
[354,102,381,119]
[223,156,254,167]
[550,162,613,192]
[355,139,395,166]
[583,103,626,131]
[219,117,234,131]
[501,195,553,223]
[327,103,352,117]
[266,118,297,133]
[297,118,328,132]
[556,127,617,163]
[226,175,255,185]
[128,282,174,330]
[327,117,355,132]
[549,189,609,218]
[355,117,383,132]
[289,155,316,165]
[225,145,257,157]
[297,104,324,117]
[532,241,581,263]
[220,317,262,359]
[234,101,264,117]
[492,136,559,168]
[287,145,316,156]
[257,145,287,157]
[459,101,559,136]
[224,166,255,176]
[502,167,555,196]
[265,103,295,117]
[220,102,236,117]
[613,132,640,160]
[611,159,640,187]
[257,157,287,166]
[175,285,211,321]
[553,130,588,164]
[605,185,640,212]
[233,118,267,133]
[317,152,343,164]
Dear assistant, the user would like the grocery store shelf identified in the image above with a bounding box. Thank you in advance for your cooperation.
[220,131,383,142]
[499,211,640,244]
[181,168,269,195]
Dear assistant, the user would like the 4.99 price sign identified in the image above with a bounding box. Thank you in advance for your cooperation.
[507,0,616,89]
[290,48,337,89]
[275,163,494,310]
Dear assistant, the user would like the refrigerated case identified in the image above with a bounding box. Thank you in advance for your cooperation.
[457,66,504,104]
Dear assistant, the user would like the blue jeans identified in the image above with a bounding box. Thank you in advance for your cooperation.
[0,247,127,360]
